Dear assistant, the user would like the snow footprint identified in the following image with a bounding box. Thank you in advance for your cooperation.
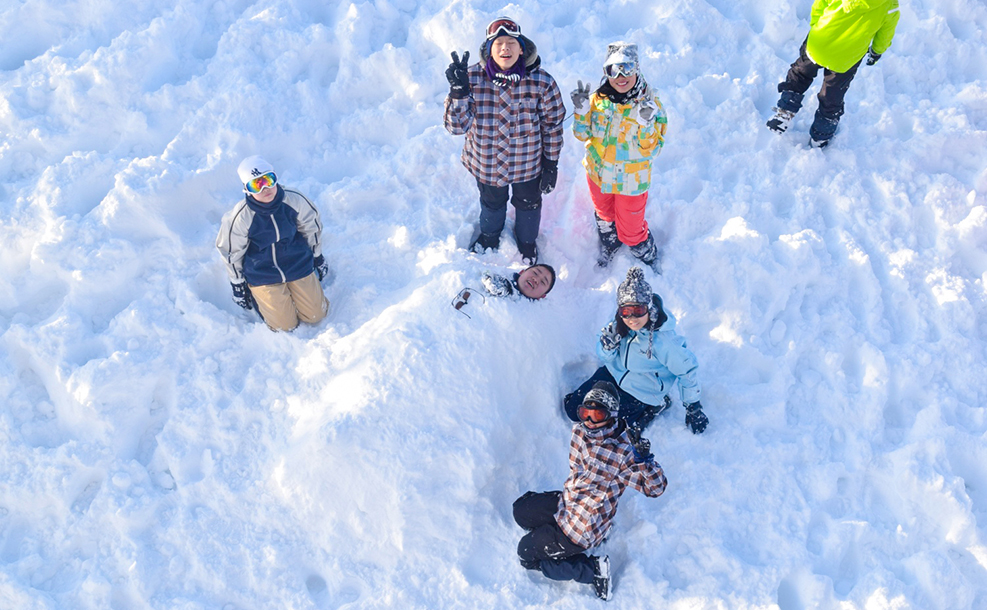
[304,573,364,608]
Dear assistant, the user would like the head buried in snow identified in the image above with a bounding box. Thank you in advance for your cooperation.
[516,264,556,300]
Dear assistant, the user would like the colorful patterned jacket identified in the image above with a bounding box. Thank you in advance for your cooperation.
[573,83,667,196]
[555,419,667,549]
[444,38,565,188]
[807,0,900,73]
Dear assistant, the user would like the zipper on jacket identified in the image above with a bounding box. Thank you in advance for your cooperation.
[269,216,286,283]
[618,336,632,387]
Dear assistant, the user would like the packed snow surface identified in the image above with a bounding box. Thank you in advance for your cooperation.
[1,0,986,609]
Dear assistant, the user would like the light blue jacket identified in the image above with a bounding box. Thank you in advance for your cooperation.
[596,305,701,407]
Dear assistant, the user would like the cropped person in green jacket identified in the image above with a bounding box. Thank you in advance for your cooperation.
[766,0,900,147]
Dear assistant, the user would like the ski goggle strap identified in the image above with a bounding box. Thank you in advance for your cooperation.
[244,171,278,194]
[604,62,637,78]
[486,17,521,40]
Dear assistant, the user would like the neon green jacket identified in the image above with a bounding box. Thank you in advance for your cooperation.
[807,0,900,73]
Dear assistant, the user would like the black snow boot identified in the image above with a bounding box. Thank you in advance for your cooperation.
[630,231,662,275]
[595,214,621,268]
[469,231,500,254]
[809,114,839,148]
[517,241,538,266]
[767,90,803,134]
[592,555,612,601]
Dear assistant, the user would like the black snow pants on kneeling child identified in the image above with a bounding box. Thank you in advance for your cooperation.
[513,491,598,585]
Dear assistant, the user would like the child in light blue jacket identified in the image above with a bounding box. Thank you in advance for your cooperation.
[564,267,709,434]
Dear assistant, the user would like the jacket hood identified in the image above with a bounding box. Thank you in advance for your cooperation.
[479,34,541,72]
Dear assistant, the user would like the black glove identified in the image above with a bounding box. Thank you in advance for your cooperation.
[231,281,254,311]
[626,422,654,462]
[313,254,328,282]
[685,402,708,434]
[445,51,471,99]
[599,321,621,352]
[539,156,558,195]
[865,48,881,66]
[481,271,515,297]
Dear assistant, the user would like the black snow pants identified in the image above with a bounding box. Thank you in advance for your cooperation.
[513,491,597,585]
[777,38,862,140]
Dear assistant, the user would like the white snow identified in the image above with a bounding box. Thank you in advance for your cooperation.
[1,0,986,608]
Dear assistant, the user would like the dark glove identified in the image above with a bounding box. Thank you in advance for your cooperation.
[685,402,708,434]
[865,48,881,66]
[626,423,654,462]
[599,321,621,352]
[539,156,558,195]
[570,80,591,113]
[231,281,254,311]
[481,271,515,297]
[313,254,328,282]
[445,51,471,99]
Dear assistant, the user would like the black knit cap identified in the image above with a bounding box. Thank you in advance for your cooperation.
[582,381,620,417]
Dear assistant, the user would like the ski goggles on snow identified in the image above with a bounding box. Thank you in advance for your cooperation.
[618,303,648,319]
[485,17,521,40]
[604,62,638,79]
[244,171,278,194]
[452,287,484,319]
[578,401,612,424]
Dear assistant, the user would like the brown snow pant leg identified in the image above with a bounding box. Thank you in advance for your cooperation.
[250,272,329,332]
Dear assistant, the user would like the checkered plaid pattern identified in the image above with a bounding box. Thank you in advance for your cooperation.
[555,422,667,549]
[444,64,565,187]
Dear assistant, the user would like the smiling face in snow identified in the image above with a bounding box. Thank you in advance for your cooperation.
[607,72,637,94]
[490,36,522,71]
[517,265,553,299]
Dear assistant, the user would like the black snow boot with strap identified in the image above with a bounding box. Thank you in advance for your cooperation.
[630,230,662,275]
[595,214,622,268]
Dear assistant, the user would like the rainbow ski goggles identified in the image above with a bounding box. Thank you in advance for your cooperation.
[244,171,278,194]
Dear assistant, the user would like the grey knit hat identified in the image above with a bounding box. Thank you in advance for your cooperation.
[617,267,651,306]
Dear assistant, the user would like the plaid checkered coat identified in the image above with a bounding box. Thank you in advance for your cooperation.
[444,57,565,187]
[555,420,666,549]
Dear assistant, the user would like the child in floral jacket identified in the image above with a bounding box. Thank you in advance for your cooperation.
[571,42,668,273]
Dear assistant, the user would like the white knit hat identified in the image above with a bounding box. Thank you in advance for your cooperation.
[237,155,275,186]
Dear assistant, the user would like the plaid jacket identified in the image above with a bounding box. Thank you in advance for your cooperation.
[444,64,565,187]
[555,421,666,549]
